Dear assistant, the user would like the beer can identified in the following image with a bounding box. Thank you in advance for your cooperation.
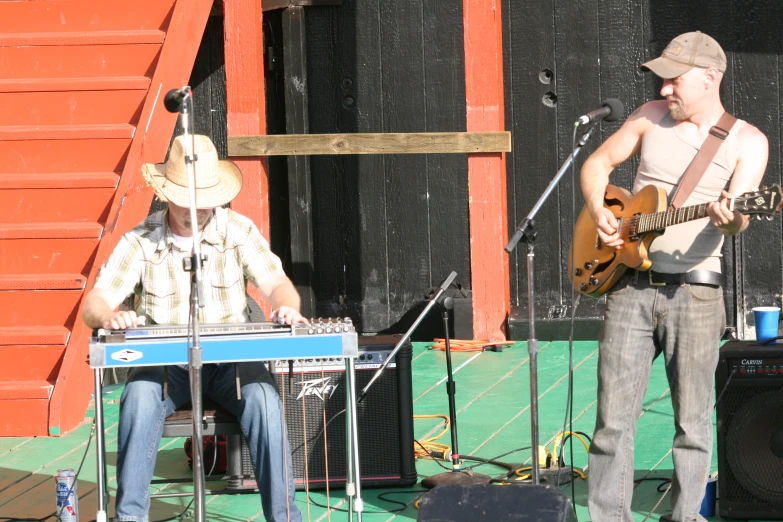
[55,468,79,521]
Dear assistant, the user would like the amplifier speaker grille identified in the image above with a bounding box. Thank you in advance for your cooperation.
[236,335,416,490]
[716,341,783,519]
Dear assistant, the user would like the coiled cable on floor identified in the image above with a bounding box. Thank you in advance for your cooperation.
[429,339,517,352]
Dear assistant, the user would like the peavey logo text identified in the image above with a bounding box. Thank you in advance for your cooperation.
[742,359,763,365]
[297,377,339,401]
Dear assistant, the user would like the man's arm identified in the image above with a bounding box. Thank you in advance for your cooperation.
[257,274,309,325]
[707,123,769,236]
[82,232,146,330]
[580,101,661,248]
[83,288,146,330]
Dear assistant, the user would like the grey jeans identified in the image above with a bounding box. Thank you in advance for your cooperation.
[587,272,725,522]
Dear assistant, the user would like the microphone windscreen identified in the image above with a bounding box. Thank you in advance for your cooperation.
[602,98,624,122]
[164,89,185,113]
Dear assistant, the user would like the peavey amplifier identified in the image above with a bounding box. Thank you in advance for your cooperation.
[716,340,783,519]
[234,335,416,490]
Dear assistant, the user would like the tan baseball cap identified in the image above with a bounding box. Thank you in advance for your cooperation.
[641,31,727,79]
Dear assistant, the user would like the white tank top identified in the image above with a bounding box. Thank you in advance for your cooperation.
[633,111,741,273]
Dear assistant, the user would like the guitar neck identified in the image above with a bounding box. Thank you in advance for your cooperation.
[635,203,712,234]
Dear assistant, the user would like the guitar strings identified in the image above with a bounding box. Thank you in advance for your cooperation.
[611,204,710,237]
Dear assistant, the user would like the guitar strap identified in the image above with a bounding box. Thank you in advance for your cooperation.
[668,111,738,209]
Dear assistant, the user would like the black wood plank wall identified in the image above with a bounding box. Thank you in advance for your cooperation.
[504,0,783,339]
[184,1,781,339]
[265,0,470,333]
[149,14,227,217]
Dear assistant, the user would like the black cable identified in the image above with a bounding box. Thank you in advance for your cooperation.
[377,490,429,510]
[151,498,195,522]
[633,476,672,493]
[0,417,98,522]
[56,409,97,522]
[459,454,516,474]
[557,432,593,466]
[148,306,201,522]
[414,440,452,471]
[488,470,531,485]
[462,446,531,471]
[302,489,428,514]
[564,122,582,521]
[185,305,206,518]
[714,368,736,410]
[150,489,254,522]
[291,409,346,456]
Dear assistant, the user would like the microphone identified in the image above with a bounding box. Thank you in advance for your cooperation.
[576,98,624,125]
[357,270,457,404]
[163,86,191,113]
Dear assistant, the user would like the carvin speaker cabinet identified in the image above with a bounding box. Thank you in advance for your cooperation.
[716,340,783,519]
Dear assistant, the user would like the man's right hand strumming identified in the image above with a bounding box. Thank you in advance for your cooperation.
[592,206,624,249]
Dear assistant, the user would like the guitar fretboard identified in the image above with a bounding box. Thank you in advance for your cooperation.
[635,203,711,234]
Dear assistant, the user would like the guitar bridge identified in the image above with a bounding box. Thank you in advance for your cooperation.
[628,214,641,240]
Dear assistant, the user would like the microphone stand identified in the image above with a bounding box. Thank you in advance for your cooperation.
[421,297,490,488]
[505,123,598,485]
[357,271,458,403]
[171,87,208,521]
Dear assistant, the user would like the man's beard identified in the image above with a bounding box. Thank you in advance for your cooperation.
[668,97,687,120]
[184,212,212,230]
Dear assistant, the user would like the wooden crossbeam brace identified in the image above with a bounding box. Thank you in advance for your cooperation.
[228,131,511,156]
[262,0,342,12]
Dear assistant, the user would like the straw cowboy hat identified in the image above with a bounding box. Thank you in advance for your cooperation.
[142,134,243,209]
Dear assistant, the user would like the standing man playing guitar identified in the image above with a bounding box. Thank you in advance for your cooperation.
[581,32,769,522]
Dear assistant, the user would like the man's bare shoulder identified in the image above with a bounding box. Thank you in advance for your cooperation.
[628,100,668,122]
[736,120,769,154]
[613,101,665,142]
[728,119,769,186]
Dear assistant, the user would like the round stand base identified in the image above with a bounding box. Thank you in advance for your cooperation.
[421,470,491,489]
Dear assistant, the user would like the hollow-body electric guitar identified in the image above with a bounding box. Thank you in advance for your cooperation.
[570,184,783,297]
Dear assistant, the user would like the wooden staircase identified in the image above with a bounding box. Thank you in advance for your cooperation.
[0,0,213,436]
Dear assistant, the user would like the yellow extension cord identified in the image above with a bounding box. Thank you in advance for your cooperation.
[413,413,452,459]
[413,418,590,485]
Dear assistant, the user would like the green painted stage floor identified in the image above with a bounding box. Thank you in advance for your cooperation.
[0,341,745,521]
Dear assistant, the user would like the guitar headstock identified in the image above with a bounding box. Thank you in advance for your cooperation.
[733,185,783,217]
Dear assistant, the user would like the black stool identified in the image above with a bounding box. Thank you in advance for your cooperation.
[150,398,250,494]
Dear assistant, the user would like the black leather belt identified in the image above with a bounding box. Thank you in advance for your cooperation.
[646,270,724,287]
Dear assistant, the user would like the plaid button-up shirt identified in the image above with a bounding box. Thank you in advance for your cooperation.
[94,207,284,325]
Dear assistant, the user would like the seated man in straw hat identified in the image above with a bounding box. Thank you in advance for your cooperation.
[83,134,304,522]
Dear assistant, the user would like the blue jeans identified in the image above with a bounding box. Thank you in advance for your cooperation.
[114,362,302,522]
[587,273,725,522]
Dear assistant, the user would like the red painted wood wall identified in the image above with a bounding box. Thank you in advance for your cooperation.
[0,0,212,437]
